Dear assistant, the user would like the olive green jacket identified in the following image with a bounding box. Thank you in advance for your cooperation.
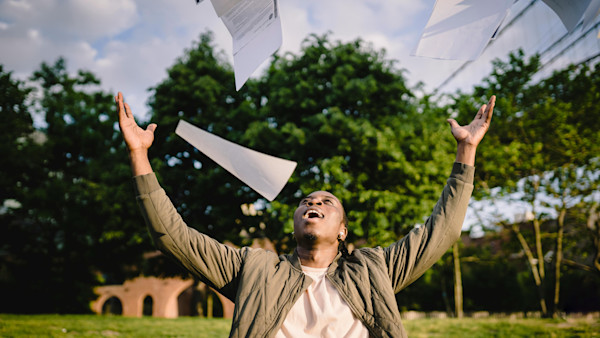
[133,163,474,337]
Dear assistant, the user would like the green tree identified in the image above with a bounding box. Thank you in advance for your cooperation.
[0,64,36,216]
[0,65,35,204]
[0,65,39,312]
[1,59,152,313]
[451,51,551,316]
[148,32,260,250]
[148,32,458,257]
[254,34,456,249]
[450,52,600,316]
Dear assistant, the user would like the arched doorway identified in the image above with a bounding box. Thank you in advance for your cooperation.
[102,296,122,315]
[177,285,197,317]
[143,295,153,316]
[91,277,234,318]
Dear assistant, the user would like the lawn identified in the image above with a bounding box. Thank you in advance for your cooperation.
[402,316,600,337]
[1,314,599,337]
[0,315,230,337]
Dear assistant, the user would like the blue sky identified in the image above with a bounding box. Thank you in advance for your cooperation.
[0,0,469,120]
[1,0,596,120]
[2,0,598,231]
[2,0,594,119]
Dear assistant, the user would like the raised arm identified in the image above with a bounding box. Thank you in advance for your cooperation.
[447,95,495,166]
[115,91,157,176]
[385,96,495,291]
[116,91,243,297]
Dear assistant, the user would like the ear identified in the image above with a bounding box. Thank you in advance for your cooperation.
[338,227,348,241]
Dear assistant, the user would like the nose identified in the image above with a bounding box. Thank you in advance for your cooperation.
[306,198,322,206]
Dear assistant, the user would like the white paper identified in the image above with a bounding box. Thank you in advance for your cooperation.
[210,0,242,17]
[213,0,282,90]
[175,120,296,201]
[412,0,514,60]
[581,0,600,30]
[542,0,591,32]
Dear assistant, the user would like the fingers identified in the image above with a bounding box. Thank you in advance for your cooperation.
[447,118,460,129]
[147,123,157,133]
[476,95,496,122]
[476,104,486,119]
[115,91,135,122]
[115,92,127,122]
[124,103,133,119]
[485,95,496,124]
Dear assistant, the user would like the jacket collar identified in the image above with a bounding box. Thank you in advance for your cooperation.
[290,248,343,273]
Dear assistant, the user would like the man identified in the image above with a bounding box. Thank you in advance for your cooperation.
[116,92,495,337]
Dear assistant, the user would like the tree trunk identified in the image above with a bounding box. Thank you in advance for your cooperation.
[533,217,545,281]
[512,223,548,316]
[529,179,549,317]
[531,180,545,281]
[453,242,464,318]
[552,208,566,318]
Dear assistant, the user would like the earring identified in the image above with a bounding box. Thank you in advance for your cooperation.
[338,232,344,240]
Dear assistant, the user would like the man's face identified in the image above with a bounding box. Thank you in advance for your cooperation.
[293,191,346,247]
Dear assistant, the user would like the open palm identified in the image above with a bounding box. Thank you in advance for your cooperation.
[447,95,495,147]
[115,92,156,152]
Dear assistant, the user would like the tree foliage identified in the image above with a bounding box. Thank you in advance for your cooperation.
[0,59,154,313]
[148,33,457,254]
[449,51,600,316]
[147,32,259,248]
[2,34,599,315]
[256,34,456,248]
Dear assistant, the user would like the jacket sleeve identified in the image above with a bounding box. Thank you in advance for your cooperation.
[383,162,474,293]
[133,173,242,299]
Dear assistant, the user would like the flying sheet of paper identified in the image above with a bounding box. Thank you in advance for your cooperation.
[542,0,591,32]
[581,0,600,30]
[210,0,242,17]
[175,120,296,201]
[412,0,514,60]
[210,0,282,90]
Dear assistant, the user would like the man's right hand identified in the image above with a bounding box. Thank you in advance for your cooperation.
[115,91,156,176]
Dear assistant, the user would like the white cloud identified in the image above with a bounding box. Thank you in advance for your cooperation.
[0,0,442,119]
[27,28,39,39]
[277,0,435,86]
[1,0,590,122]
[0,0,138,40]
[91,1,233,118]
[1,0,596,231]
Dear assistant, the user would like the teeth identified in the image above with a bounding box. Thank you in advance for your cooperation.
[303,209,324,219]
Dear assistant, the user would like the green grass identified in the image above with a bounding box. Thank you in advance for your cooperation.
[0,314,231,337]
[402,317,600,337]
[1,314,599,337]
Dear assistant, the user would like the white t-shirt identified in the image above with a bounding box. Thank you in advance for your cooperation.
[274,265,369,338]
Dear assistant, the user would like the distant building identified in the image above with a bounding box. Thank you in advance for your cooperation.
[91,237,276,318]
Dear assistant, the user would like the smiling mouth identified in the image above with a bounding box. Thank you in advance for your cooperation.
[303,209,324,219]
